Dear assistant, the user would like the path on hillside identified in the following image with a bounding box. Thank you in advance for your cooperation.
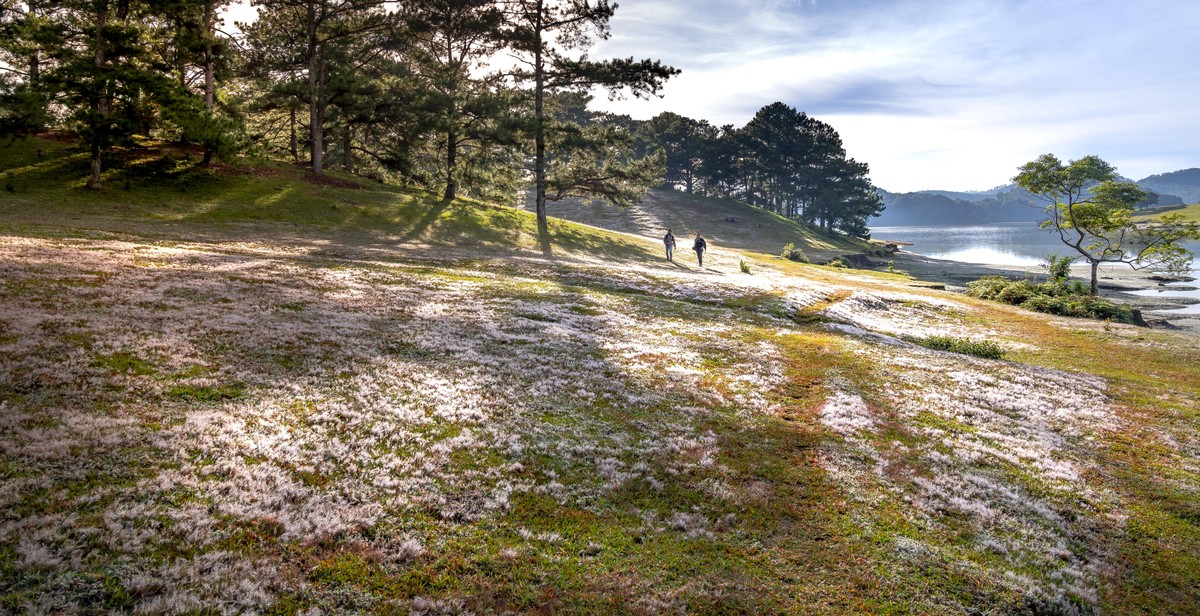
[522,189,853,258]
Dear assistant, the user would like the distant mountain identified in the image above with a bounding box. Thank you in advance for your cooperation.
[871,186,1042,226]
[1138,169,1200,204]
[916,186,1013,203]
[873,172,1192,227]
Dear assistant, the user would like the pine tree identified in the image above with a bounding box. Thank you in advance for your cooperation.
[500,0,677,234]
[0,0,57,135]
[402,0,512,201]
[247,0,393,174]
[40,0,179,188]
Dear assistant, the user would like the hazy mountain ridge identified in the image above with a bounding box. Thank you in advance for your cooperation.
[872,186,1041,226]
[874,169,1196,226]
[1137,168,1200,204]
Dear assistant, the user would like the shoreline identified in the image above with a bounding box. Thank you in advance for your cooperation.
[890,251,1200,333]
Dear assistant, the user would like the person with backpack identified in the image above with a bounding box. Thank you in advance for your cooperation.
[693,233,707,267]
[663,229,677,261]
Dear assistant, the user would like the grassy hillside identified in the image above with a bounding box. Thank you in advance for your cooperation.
[523,188,863,259]
[1135,202,1200,223]
[3,138,1200,614]
[0,138,661,263]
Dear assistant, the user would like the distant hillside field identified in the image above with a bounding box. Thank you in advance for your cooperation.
[3,138,1200,614]
[1135,202,1200,223]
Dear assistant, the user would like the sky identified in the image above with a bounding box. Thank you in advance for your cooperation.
[222,0,1200,193]
[583,0,1200,192]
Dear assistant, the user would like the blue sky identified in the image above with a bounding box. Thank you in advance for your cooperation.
[587,0,1200,192]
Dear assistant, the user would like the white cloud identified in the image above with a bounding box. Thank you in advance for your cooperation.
[589,0,1200,191]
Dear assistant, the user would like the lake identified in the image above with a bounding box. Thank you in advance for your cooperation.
[871,222,1200,314]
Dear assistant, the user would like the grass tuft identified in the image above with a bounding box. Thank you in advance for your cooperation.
[906,335,1005,359]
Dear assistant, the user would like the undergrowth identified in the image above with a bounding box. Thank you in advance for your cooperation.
[906,334,1005,359]
[967,276,1136,324]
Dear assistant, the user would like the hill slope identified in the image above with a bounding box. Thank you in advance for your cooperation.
[1138,168,1200,204]
[524,188,862,258]
[2,138,1200,614]
[1135,202,1200,223]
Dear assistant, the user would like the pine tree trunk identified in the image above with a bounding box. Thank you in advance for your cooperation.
[201,1,216,165]
[444,129,457,201]
[309,57,324,174]
[1090,260,1100,295]
[306,3,324,175]
[204,2,215,112]
[533,0,547,233]
[289,107,298,162]
[27,1,39,87]
[177,61,188,144]
[87,3,109,190]
[28,0,41,131]
[343,126,353,174]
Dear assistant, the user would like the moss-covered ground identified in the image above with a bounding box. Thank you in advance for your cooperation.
[2,138,1198,614]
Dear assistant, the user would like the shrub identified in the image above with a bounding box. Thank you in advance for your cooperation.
[781,243,809,262]
[739,259,751,274]
[965,276,1012,299]
[907,335,1005,359]
[824,257,851,269]
[1043,254,1075,285]
[1019,294,1134,323]
[967,275,1137,324]
[995,279,1037,305]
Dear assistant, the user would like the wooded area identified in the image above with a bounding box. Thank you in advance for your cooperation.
[0,0,882,236]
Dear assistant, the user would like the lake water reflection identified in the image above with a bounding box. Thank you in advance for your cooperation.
[873,222,1082,266]
[871,222,1200,313]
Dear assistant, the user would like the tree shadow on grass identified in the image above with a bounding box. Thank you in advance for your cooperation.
[399,195,455,243]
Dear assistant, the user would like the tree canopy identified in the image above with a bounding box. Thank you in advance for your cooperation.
[1015,153,1200,294]
[0,1,881,240]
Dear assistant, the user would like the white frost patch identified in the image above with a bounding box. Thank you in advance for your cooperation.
[819,338,1119,608]
[822,290,992,342]
[819,391,875,436]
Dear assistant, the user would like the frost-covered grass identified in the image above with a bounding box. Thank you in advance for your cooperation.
[2,142,1199,613]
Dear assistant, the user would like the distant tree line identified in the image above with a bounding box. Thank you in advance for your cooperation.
[631,103,883,237]
[1,1,880,237]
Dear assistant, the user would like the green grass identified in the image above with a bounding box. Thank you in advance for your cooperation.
[0,136,656,263]
[164,383,245,402]
[1134,202,1200,223]
[4,136,1200,614]
[92,351,158,375]
[905,335,1005,359]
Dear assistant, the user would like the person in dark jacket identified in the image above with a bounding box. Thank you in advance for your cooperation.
[692,233,707,267]
[663,229,676,261]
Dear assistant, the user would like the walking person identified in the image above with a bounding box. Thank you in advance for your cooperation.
[692,232,707,267]
[663,228,676,261]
